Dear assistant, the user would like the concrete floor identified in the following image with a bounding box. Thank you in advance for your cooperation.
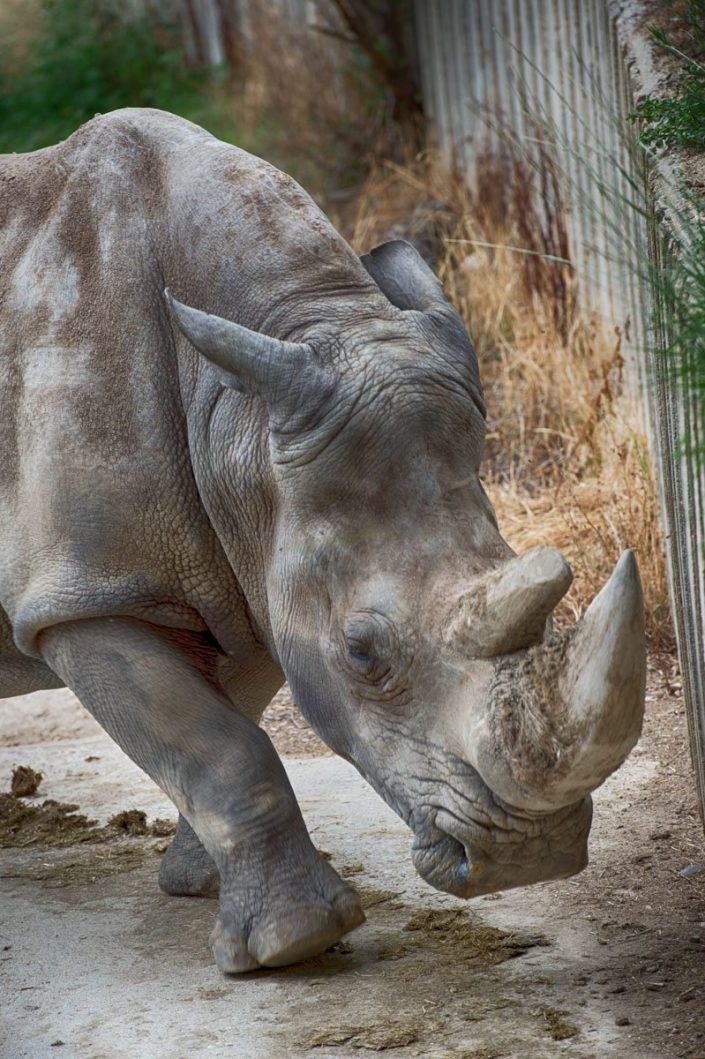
[0,688,701,1059]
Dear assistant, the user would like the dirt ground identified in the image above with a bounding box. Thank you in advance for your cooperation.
[1,658,704,1059]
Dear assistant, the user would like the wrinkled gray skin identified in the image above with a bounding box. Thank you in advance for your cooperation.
[0,109,646,973]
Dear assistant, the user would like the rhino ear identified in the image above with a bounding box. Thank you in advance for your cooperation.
[164,289,335,417]
[361,241,486,419]
[359,239,448,312]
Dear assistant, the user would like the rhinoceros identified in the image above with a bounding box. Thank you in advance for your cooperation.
[0,108,646,972]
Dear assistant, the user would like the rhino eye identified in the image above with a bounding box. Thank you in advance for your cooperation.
[343,616,395,682]
[341,615,411,702]
[345,630,376,669]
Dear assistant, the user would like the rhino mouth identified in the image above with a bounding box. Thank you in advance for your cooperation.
[411,829,471,896]
[410,797,592,899]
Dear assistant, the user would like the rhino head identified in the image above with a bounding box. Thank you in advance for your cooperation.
[165,239,645,899]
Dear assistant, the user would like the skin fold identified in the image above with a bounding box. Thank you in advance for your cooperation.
[0,109,645,972]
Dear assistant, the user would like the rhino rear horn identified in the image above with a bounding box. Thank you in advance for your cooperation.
[164,289,336,423]
[453,547,573,657]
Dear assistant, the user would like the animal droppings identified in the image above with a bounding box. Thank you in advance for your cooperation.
[0,793,103,848]
[341,862,366,877]
[376,943,410,961]
[0,788,173,850]
[1,844,148,884]
[326,940,354,955]
[107,810,148,836]
[302,1021,420,1051]
[539,1007,579,1041]
[403,909,549,964]
[150,817,176,837]
[356,887,404,910]
[10,766,43,798]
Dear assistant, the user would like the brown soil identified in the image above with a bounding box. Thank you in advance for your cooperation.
[262,684,330,756]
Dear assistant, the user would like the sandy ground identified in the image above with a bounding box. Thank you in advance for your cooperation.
[0,660,704,1059]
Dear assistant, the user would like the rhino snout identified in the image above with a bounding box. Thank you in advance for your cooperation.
[410,795,592,898]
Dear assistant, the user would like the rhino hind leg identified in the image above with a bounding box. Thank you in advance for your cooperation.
[0,604,64,698]
[39,616,364,973]
[0,652,64,698]
[159,813,220,898]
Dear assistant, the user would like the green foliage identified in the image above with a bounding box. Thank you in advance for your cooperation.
[0,0,219,154]
[629,1,705,150]
[631,64,705,151]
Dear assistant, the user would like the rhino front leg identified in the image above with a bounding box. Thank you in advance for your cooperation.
[39,618,364,972]
[159,652,285,898]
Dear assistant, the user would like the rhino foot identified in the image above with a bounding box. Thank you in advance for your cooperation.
[211,863,364,973]
[158,814,220,898]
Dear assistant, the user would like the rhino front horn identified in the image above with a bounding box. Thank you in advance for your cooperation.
[549,548,646,803]
[469,550,646,812]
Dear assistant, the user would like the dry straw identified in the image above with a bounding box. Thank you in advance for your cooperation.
[345,150,671,648]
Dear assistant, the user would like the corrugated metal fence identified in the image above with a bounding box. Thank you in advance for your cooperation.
[413,0,705,820]
[414,0,648,369]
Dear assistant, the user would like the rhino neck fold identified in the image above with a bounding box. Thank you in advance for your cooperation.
[177,355,280,658]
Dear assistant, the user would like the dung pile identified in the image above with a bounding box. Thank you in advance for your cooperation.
[403,908,549,964]
[302,1021,420,1051]
[0,766,175,849]
[10,765,43,797]
[0,793,105,848]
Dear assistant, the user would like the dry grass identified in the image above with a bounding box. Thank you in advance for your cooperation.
[345,152,671,648]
